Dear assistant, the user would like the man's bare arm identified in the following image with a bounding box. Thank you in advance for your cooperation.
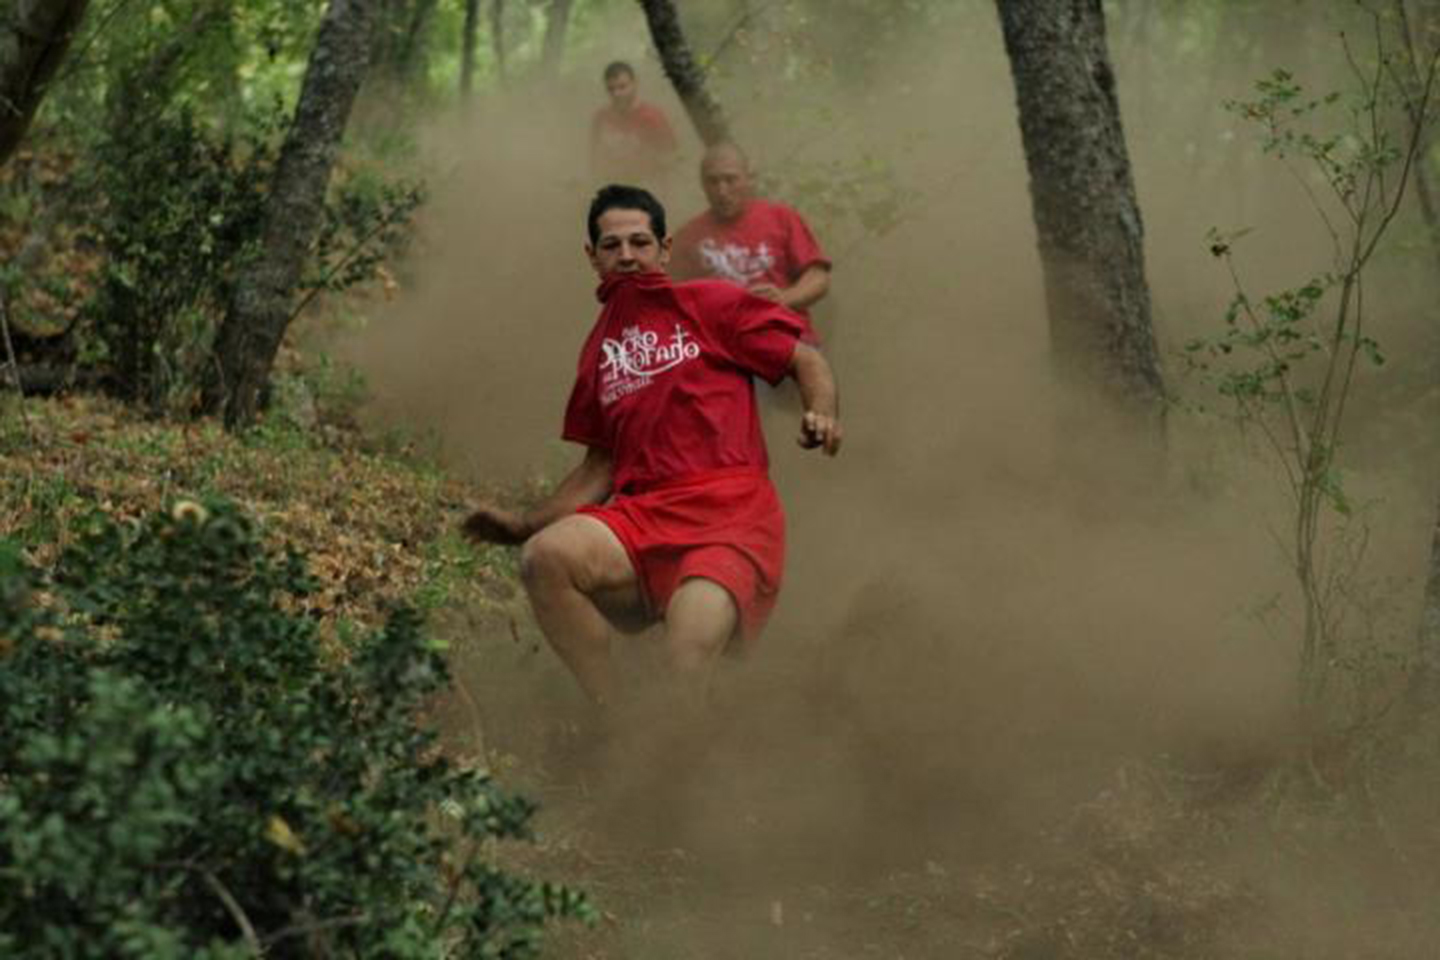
[462,446,615,545]
[789,343,842,456]
[751,264,830,312]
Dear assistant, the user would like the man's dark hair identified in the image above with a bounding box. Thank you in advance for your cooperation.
[603,60,635,82]
[587,184,667,244]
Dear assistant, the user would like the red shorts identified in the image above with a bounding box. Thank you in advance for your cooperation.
[578,467,786,648]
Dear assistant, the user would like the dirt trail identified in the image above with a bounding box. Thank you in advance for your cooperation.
[348,5,1440,956]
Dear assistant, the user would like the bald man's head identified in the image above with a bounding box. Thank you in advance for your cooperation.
[700,142,753,221]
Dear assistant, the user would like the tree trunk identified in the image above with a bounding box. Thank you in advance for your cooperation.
[1414,496,1440,707]
[1394,0,1440,274]
[488,0,507,87]
[397,0,438,85]
[636,0,730,146]
[204,0,377,429]
[0,0,91,168]
[995,0,1166,432]
[539,0,574,78]
[1401,0,1440,708]
[373,0,437,89]
[460,0,481,97]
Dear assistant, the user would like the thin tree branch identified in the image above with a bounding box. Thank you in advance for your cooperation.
[700,0,782,76]
[260,911,370,948]
[48,0,137,85]
[200,868,263,957]
[285,210,407,329]
[433,838,482,935]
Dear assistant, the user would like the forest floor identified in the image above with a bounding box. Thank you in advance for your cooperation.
[6,390,1440,959]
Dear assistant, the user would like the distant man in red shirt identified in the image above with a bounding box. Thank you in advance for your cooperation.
[671,142,831,343]
[462,185,841,709]
[590,61,679,188]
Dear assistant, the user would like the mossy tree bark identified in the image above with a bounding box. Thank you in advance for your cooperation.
[636,0,730,146]
[0,0,90,168]
[995,0,1166,439]
[205,0,377,429]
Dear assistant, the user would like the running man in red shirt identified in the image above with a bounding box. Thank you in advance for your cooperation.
[671,142,831,343]
[590,61,679,188]
[462,185,841,708]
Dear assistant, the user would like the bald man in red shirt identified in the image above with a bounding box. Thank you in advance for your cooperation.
[671,142,831,344]
[463,185,841,709]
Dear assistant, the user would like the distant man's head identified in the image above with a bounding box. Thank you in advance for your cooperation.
[700,142,753,222]
[586,184,671,276]
[603,61,638,111]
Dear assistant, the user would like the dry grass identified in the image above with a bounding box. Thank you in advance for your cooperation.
[0,392,505,630]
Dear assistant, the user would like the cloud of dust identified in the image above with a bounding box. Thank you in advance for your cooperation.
[345,4,1440,956]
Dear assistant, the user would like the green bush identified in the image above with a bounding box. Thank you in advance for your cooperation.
[81,107,422,414]
[0,500,588,958]
[85,110,274,412]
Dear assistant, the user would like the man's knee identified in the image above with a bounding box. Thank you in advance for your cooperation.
[519,526,569,590]
[519,516,632,595]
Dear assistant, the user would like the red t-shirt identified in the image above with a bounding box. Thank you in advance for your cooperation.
[589,102,678,183]
[563,271,804,495]
[671,198,830,303]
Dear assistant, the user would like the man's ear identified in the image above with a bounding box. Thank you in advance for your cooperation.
[658,235,673,265]
[585,243,600,271]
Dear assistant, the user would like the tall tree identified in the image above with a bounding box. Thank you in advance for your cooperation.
[637,0,730,146]
[0,0,91,168]
[204,0,377,429]
[1417,499,1440,705]
[1394,0,1440,274]
[374,0,438,89]
[539,0,574,78]
[1393,0,1440,706]
[460,0,481,97]
[488,0,507,87]
[995,0,1165,432]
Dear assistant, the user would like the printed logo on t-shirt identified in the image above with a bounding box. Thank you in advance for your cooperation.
[599,323,701,405]
[698,238,775,286]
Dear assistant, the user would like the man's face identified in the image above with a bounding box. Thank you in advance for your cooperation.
[605,71,637,111]
[587,208,671,277]
[701,149,752,222]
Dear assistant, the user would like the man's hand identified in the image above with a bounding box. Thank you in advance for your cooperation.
[461,505,529,546]
[748,282,787,306]
[798,409,842,456]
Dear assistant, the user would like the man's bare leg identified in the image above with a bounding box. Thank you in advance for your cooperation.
[521,515,643,705]
[663,578,739,706]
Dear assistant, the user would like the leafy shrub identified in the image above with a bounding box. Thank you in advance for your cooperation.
[85,110,273,412]
[0,499,588,957]
[1185,59,1424,733]
[82,108,422,415]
